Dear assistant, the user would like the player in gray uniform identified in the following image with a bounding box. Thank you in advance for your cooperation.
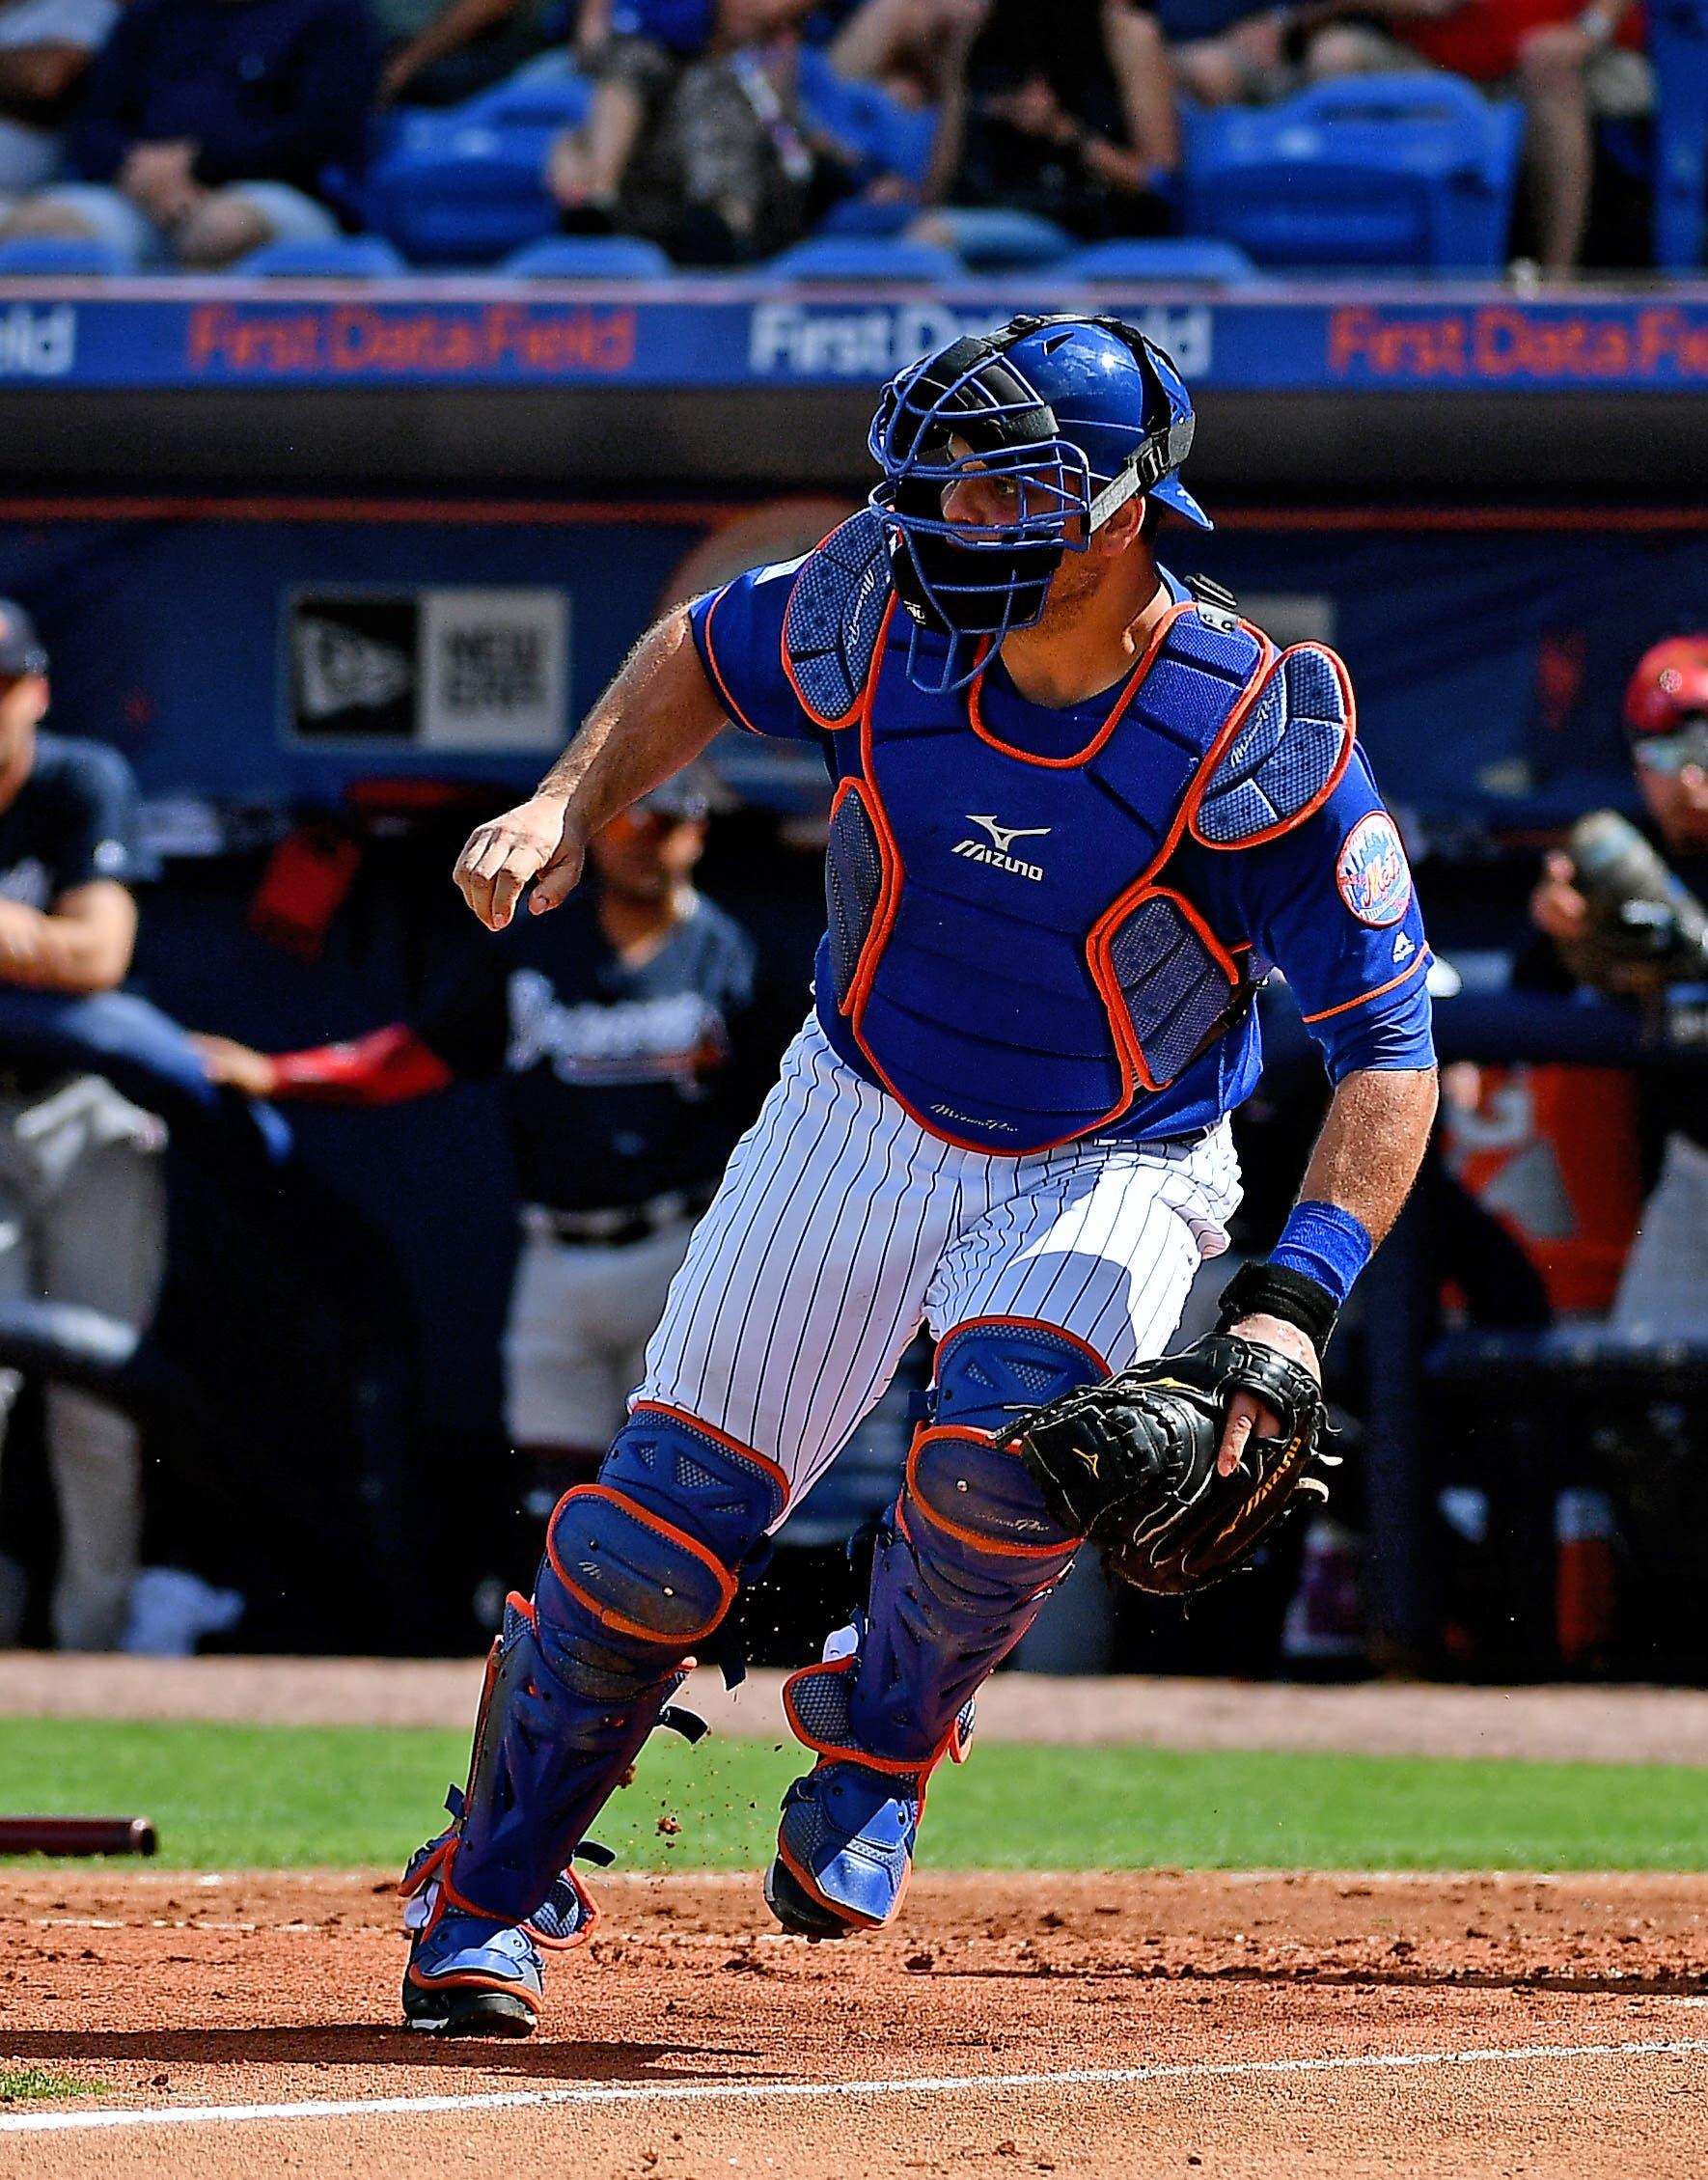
[0,599,163,1651]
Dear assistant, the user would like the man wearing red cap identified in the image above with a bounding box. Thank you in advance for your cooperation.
[1530,637,1708,963]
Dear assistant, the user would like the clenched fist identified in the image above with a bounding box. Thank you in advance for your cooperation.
[454,794,585,930]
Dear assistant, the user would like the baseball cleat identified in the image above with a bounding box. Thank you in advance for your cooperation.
[768,1759,922,1937]
[401,1905,544,2035]
[398,1808,598,2035]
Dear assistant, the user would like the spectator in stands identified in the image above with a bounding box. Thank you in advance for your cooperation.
[0,0,381,268]
[0,0,118,209]
[548,0,827,262]
[194,772,782,1565]
[819,0,990,110]
[910,0,1179,250]
[0,601,163,1654]
[1180,0,1649,275]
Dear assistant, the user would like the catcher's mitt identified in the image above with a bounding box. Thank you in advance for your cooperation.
[1008,1334,1331,1597]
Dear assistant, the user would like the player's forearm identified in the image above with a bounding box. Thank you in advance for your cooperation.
[533,608,728,840]
[1299,1063,1438,1246]
[0,906,133,992]
[1217,1063,1436,1362]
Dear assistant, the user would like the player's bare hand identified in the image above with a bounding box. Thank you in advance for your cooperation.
[1529,852,1590,945]
[190,1033,278,1098]
[455,793,585,930]
[1218,1311,1320,1476]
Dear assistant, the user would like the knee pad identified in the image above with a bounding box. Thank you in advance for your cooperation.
[905,1321,1103,1556]
[538,1404,786,1650]
[932,1319,1104,1431]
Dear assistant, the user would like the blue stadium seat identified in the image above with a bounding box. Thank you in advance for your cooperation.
[758,235,962,282]
[365,116,558,265]
[1057,236,1260,283]
[501,234,674,277]
[459,55,594,133]
[236,236,408,277]
[1650,0,1708,271]
[0,236,130,276]
[917,207,1074,269]
[1182,73,1524,271]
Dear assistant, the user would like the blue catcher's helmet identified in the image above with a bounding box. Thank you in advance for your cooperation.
[868,314,1209,692]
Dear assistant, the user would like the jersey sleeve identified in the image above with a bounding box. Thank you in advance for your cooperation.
[51,743,154,898]
[1239,746,1435,1081]
[687,557,823,743]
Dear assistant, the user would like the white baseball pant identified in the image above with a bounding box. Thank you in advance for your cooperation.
[637,1013,1242,1513]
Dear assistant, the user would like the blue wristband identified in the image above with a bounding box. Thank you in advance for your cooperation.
[1270,1200,1373,1311]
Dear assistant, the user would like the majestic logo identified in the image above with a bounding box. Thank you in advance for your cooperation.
[1336,811,1413,927]
[1391,930,1415,964]
[952,814,1052,883]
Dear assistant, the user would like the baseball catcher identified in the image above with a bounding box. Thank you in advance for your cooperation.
[399,312,1438,2033]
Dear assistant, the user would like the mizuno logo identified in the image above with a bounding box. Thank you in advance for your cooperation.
[967,814,1051,856]
[953,814,1051,883]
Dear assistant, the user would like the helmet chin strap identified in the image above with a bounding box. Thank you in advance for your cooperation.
[1085,411,1197,533]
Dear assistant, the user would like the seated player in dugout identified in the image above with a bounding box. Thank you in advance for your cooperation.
[397,315,1439,2035]
[0,599,162,1652]
[1520,635,1708,1255]
[1528,637,1708,1015]
[194,769,772,1539]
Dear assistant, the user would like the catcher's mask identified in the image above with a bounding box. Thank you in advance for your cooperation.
[867,314,1210,694]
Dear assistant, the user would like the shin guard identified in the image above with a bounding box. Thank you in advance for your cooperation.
[436,1405,785,1925]
[790,1323,1099,1773]
[773,1325,1097,1933]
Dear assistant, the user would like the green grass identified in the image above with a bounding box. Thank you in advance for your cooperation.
[0,2068,109,2101]
[1,1717,1704,1873]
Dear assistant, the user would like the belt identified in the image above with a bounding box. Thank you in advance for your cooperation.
[522,1183,716,1250]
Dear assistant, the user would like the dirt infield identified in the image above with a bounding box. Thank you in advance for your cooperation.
[3,1868,1706,2178]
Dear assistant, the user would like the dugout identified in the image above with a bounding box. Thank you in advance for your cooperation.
[2,271,1706,1669]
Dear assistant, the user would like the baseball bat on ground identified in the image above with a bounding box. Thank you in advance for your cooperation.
[0,1816,156,1856]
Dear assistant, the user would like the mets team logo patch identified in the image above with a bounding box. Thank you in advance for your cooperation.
[1336,812,1412,926]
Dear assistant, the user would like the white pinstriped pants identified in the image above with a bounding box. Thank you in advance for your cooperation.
[636,1014,1242,1517]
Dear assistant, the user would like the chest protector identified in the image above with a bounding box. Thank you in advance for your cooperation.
[785,511,1355,1154]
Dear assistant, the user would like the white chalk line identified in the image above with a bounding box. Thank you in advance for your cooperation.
[4,2037,1707,2137]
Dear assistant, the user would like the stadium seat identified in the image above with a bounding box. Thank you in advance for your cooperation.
[459,56,594,133]
[1650,0,1708,272]
[236,236,408,278]
[1057,236,1260,283]
[501,235,674,277]
[758,235,962,282]
[1182,73,1524,271]
[0,235,130,276]
[915,207,1075,269]
[365,116,558,266]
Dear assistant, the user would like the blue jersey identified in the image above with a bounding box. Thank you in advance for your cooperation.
[691,552,1432,1148]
